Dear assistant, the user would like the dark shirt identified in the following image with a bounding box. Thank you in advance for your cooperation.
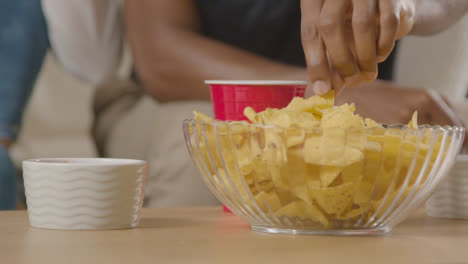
[196,0,397,81]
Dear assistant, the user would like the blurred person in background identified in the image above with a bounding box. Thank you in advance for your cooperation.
[0,0,122,210]
[0,0,48,210]
[1,0,468,208]
[100,0,468,207]
[124,0,468,123]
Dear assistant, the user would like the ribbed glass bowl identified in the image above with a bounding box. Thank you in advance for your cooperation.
[183,119,464,235]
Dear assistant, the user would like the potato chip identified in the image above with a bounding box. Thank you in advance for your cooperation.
[320,166,342,187]
[286,91,334,116]
[215,169,250,202]
[275,201,329,226]
[263,127,288,164]
[275,189,297,205]
[353,181,374,206]
[284,127,306,148]
[365,118,383,128]
[193,111,213,123]
[337,207,366,220]
[270,164,288,191]
[303,128,364,167]
[408,111,418,129]
[192,89,435,229]
[344,147,365,167]
[245,106,321,129]
[321,104,363,129]
[310,182,357,215]
[383,132,403,159]
[291,186,310,204]
[321,128,347,164]
[255,191,282,213]
[348,129,366,147]
[278,148,318,203]
[370,184,418,218]
[294,112,321,128]
[365,141,382,152]
[341,161,363,183]
[373,168,396,200]
[243,171,255,185]
[244,107,258,123]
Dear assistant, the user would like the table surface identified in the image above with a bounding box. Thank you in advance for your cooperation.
[1,207,468,264]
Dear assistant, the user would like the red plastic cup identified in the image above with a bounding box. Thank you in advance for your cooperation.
[205,80,308,212]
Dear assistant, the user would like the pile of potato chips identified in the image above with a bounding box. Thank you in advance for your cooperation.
[191,91,445,229]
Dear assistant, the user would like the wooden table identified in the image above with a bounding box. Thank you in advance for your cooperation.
[1,207,467,264]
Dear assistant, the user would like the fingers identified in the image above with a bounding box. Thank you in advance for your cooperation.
[377,0,399,62]
[303,0,403,92]
[396,2,415,39]
[329,57,345,95]
[301,0,331,95]
[319,0,360,87]
[352,0,378,82]
[331,68,346,95]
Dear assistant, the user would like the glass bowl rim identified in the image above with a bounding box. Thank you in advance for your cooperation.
[184,118,465,134]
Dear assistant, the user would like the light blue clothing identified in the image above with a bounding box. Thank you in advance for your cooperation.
[0,0,49,209]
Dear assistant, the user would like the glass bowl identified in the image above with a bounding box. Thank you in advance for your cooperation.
[426,155,468,219]
[183,119,464,235]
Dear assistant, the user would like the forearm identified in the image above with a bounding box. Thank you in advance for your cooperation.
[411,0,468,35]
[128,28,306,102]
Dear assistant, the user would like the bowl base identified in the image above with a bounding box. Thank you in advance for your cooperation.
[251,225,392,236]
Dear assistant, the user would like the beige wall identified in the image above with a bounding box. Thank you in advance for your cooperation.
[11,16,468,165]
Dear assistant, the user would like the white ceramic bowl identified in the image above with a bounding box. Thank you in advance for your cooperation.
[426,155,468,219]
[23,158,147,230]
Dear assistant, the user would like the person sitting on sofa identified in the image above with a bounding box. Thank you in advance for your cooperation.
[1,0,467,209]
[0,0,49,210]
[93,0,468,207]
[0,0,122,210]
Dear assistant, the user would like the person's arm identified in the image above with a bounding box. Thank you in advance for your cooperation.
[336,80,468,147]
[411,0,468,35]
[301,0,468,95]
[124,0,307,102]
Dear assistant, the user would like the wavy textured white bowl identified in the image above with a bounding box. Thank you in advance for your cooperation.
[23,158,147,230]
[426,155,468,219]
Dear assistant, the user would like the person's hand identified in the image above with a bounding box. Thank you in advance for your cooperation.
[336,80,468,147]
[0,139,12,149]
[301,0,416,95]
[0,143,18,210]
